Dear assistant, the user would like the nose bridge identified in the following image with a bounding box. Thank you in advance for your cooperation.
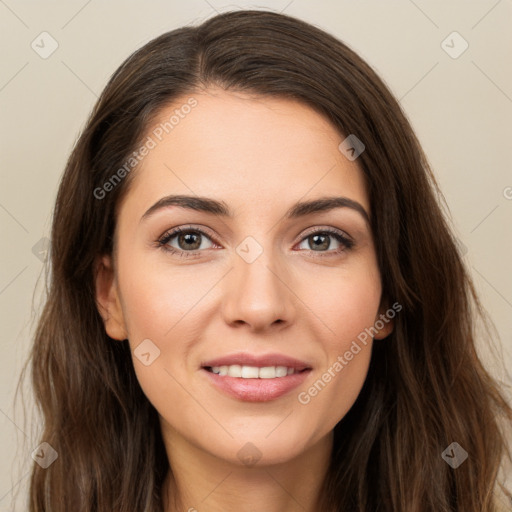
[221,235,294,329]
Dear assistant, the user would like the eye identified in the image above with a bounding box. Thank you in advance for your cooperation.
[157,226,217,258]
[156,225,354,259]
[295,228,354,256]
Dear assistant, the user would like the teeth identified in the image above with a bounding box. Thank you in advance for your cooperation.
[241,365,259,378]
[227,364,242,377]
[259,366,277,379]
[209,365,298,379]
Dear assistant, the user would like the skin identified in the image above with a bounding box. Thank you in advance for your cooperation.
[95,88,393,512]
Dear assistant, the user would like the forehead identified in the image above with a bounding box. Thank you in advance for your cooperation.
[119,89,369,220]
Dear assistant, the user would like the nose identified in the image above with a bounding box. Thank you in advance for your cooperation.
[221,248,296,333]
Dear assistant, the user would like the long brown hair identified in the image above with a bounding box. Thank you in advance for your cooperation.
[24,9,511,511]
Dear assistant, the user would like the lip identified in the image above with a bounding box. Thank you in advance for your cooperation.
[201,367,312,402]
[201,352,312,371]
[200,352,313,402]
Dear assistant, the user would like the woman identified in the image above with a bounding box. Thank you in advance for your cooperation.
[27,9,512,511]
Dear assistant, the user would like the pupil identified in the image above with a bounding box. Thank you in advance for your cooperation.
[311,234,329,251]
[180,232,201,250]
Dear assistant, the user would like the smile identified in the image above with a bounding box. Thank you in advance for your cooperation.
[201,360,312,402]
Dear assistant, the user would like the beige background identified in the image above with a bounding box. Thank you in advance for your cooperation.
[1,0,511,508]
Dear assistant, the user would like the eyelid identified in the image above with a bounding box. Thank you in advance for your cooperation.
[299,225,353,243]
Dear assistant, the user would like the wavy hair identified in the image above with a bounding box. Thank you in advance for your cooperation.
[24,9,511,511]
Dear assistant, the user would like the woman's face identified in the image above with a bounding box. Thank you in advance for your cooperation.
[96,88,392,467]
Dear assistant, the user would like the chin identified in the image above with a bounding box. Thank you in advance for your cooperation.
[198,423,321,468]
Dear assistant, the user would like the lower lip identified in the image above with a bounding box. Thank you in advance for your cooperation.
[201,368,311,402]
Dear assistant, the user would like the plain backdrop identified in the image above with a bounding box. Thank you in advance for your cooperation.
[1,0,511,509]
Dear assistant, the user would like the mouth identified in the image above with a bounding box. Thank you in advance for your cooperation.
[200,353,313,402]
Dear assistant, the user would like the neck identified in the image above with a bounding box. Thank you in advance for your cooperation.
[161,427,333,512]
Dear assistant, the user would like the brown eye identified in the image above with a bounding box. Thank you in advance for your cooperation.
[158,227,216,257]
[174,231,203,251]
[306,233,332,251]
[296,228,354,255]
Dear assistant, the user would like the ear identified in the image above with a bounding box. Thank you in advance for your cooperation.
[94,254,128,341]
[373,299,395,341]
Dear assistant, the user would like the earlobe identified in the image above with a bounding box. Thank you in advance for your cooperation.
[373,302,395,341]
[94,254,128,341]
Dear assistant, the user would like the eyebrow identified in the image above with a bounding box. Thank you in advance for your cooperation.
[140,194,370,225]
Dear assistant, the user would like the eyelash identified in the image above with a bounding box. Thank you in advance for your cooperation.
[156,225,354,259]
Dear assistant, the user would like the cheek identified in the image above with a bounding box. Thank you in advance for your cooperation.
[298,264,380,426]
[299,319,375,437]
[118,254,221,341]
[302,345,372,438]
[311,261,382,347]
[117,268,198,419]
[115,254,227,406]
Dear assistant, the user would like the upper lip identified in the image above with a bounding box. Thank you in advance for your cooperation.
[201,352,312,371]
